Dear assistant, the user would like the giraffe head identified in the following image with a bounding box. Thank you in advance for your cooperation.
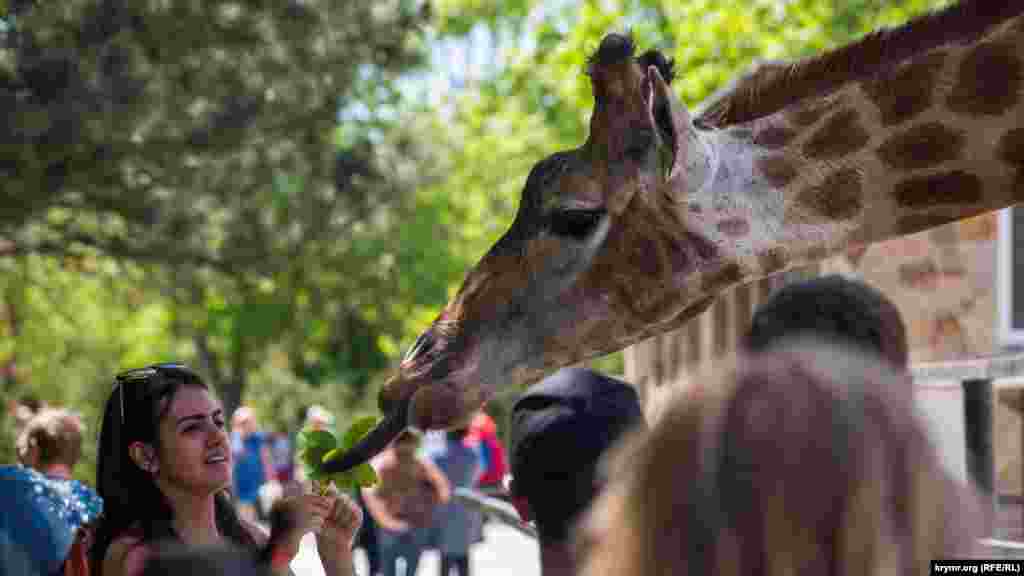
[323,34,724,473]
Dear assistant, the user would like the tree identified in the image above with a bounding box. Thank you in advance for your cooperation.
[1,1,446,418]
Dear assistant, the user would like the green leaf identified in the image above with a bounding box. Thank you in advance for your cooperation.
[318,416,383,489]
[323,461,379,491]
[295,416,382,490]
[297,428,337,481]
[351,462,380,487]
[340,415,382,451]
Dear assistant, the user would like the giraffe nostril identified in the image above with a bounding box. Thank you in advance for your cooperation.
[403,329,435,364]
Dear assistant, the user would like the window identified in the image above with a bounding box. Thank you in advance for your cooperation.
[997,207,1024,347]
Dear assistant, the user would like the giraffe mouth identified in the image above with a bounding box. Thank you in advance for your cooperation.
[319,398,410,474]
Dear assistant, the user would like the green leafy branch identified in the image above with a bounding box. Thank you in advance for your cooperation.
[297,415,380,495]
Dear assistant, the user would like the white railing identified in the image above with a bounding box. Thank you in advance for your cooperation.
[452,487,538,539]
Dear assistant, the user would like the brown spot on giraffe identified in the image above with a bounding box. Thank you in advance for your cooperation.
[893,170,983,209]
[787,95,842,127]
[790,169,864,222]
[752,125,798,150]
[947,41,1022,117]
[997,128,1024,167]
[630,234,663,279]
[861,51,948,126]
[758,247,788,275]
[758,156,799,188]
[876,122,967,171]
[802,109,871,160]
[717,218,751,237]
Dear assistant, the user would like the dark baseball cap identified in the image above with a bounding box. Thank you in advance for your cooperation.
[510,368,645,540]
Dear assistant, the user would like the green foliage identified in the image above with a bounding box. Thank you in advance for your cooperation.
[297,415,381,493]
[0,0,469,432]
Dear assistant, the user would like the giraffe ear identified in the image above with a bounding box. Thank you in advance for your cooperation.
[648,64,703,194]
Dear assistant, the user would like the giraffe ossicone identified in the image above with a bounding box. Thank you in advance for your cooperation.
[323,0,1024,474]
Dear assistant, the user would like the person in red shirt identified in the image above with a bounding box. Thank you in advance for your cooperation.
[466,412,507,496]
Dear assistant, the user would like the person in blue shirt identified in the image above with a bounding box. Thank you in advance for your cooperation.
[425,428,482,576]
[230,406,275,523]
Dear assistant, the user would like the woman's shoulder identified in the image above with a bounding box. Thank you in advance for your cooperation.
[102,527,149,576]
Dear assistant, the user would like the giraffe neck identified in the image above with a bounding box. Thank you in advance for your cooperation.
[681,13,1024,290]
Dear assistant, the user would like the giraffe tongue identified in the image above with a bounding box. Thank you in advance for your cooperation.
[320,404,409,473]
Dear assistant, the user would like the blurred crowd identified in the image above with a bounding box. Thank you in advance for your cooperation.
[0,275,1003,575]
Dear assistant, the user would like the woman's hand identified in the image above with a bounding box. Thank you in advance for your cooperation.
[316,487,363,553]
[313,486,363,576]
[268,491,335,568]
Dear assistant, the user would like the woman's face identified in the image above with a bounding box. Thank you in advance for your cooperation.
[154,386,232,495]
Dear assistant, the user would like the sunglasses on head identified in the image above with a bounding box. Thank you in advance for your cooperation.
[114,362,194,426]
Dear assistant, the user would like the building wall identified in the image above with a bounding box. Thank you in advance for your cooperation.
[625,212,1023,495]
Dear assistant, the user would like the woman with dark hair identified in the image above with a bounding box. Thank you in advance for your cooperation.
[578,342,988,576]
[89,363,361,576]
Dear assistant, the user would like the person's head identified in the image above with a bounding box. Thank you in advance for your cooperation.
[304,405,333,431]
[15,408,84,473]
[92,363,254,570]
[509,367,646,545]
[8,395,43,441]
[469,411,496,437]
[391,429,420,459]
[743,275,909,369]
[578,343,984,576]
[231,406,257,436]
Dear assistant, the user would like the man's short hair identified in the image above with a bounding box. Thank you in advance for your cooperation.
[510,368,645,543]
[743,275,909,368]
[16,408,84,470]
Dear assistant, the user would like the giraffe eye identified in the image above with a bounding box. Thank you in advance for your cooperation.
[550,208,606,238]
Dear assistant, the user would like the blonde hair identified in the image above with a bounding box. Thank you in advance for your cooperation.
[595,341,985,576]
[16,408,84,469]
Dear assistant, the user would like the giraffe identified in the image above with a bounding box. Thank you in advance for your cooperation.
[325,0,1024,473]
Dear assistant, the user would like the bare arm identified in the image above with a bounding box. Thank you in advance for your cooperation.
[420,458,451,504]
